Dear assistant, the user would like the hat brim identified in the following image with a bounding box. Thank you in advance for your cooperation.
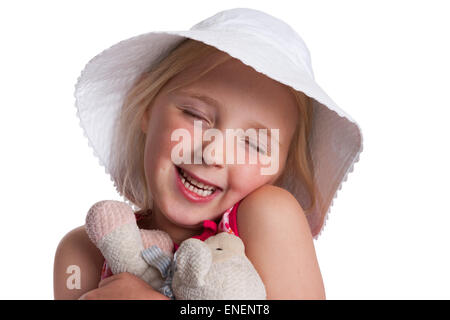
[74,29,363,239]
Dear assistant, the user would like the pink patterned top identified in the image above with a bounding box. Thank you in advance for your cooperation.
[100,200,242,280]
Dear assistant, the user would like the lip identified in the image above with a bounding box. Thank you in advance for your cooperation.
[174,165,221,203]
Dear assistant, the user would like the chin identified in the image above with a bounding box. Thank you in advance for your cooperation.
[163,203,207,228]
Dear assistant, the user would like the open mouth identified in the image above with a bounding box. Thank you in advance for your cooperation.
[175,165,221,199]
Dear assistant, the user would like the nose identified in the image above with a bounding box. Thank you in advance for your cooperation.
[202,151,224,169]
[193,133,224,169]
[201,139,224,169]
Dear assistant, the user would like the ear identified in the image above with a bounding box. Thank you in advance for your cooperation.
[174,238,212,287]
[140,229,173,255]
[85,200,136,246]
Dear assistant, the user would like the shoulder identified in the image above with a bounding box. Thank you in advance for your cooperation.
[238,185,309,236]
[237,185,326,299]
[54,225,101,261]
[53,225,105,299]
[239,184,304,215]
[56,225,91,248]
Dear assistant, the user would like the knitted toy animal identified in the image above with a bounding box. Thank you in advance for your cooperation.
[85,200,266,300]
[172,232,267,299]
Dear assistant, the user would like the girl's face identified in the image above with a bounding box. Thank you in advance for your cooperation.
[141,53,299,237]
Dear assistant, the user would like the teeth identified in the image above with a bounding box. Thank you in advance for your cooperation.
[179,168,216,193]
[182,178,213,197]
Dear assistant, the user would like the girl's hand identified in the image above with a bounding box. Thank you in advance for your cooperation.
[78,272,170,300]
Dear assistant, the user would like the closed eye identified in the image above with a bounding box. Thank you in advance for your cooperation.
[183,109,203,119]
[180,107,210,125]
[244,138,267,155]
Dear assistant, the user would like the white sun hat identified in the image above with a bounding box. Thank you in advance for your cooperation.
[74,7,363,239]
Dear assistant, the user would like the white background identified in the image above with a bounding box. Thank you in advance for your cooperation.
[1,0,449,299]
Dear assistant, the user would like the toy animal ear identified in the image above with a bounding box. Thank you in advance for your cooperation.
[85,200,136,246]
[175,238,212,287]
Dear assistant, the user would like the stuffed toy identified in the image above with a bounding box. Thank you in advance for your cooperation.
[85,200,266,300]
[172,232,266,299]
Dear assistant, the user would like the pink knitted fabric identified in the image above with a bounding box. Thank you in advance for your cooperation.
[86,200,135,245]
[140,229,173,254]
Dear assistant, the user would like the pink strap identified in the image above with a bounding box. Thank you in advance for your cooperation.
[228,199,241,237]
[217,200,241,236]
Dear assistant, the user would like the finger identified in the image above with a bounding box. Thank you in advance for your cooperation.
[98,274,120,288]
[78,289,98,300]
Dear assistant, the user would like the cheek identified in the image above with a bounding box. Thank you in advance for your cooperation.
[143,113,195,181]
[228,164,274,196]
[146,108,189,157]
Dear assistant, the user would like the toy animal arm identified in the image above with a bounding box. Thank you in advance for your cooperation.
[84,200,171,289]
[174,238,212,287]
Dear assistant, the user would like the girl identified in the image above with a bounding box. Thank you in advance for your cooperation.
[54,8,362,300]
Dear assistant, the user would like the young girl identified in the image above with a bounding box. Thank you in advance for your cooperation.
[53,8,362,300]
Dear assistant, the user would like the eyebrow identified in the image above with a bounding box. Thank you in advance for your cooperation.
[178,90,281,145]
[178,90,222,109]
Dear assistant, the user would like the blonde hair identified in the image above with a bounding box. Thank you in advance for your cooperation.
[110,39,316,215]
[274,88,316,214]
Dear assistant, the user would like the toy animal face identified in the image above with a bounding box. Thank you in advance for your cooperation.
[205,232,245,263]
[173,232,247,287]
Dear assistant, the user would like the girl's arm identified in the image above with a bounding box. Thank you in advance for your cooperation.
[53,225,106,299]
[237,184,326,299]
[53,225,170,300]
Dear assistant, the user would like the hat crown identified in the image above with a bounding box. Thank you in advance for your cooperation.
[190,8,314,78]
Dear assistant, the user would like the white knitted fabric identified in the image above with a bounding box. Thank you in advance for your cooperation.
[172,233,266,300]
